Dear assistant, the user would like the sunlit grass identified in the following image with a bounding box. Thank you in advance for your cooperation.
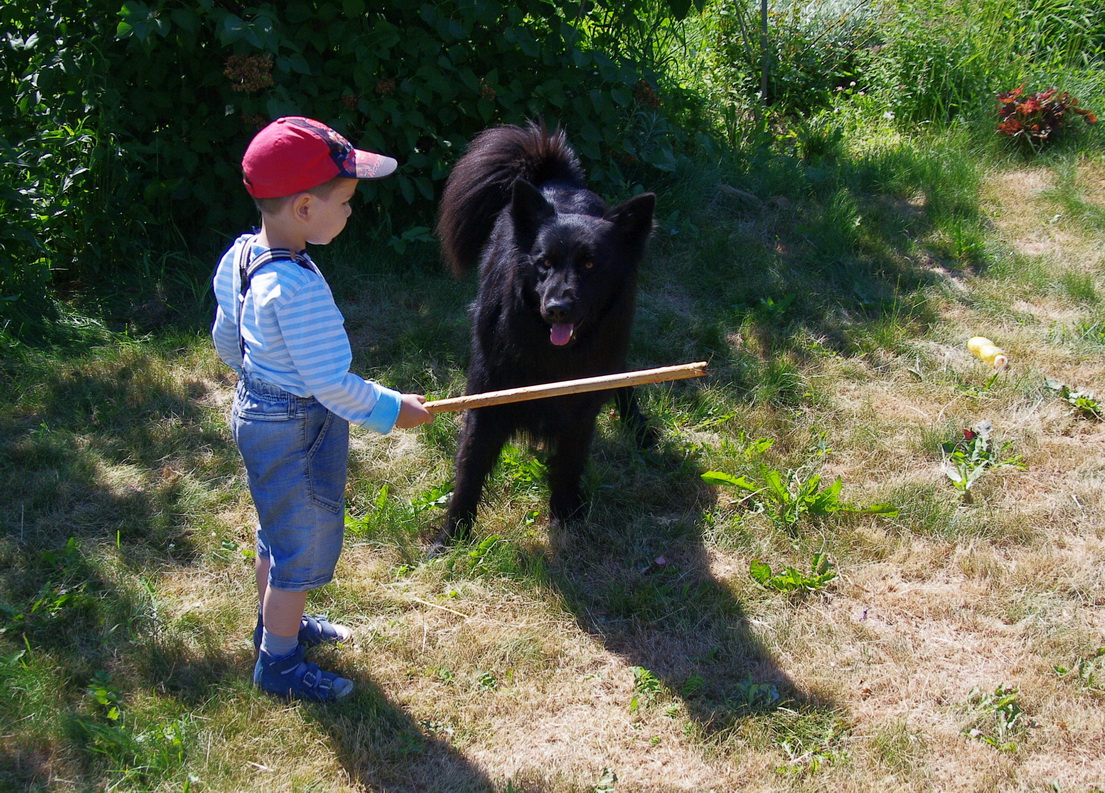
[3,63,1105,793]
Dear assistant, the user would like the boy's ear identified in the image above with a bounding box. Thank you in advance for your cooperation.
[291,192,314,221]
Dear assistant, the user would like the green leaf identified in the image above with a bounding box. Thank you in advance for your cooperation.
[218,14,246,45]
[749,559,773,587]
[287,53,312,75]
[810,552,830,576]
[856,503,899,516]
[700,471,759,491]
[761,468,789,502]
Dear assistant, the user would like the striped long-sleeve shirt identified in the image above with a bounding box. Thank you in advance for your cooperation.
[211,234,402,434]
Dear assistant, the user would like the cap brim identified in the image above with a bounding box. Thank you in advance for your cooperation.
[351,150,398,180]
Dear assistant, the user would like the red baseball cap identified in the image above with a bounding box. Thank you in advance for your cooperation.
[242,116,398,199]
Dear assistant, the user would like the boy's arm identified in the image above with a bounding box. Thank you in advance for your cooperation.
[278,278,405,433]
[211,246,244,372]
[211,302,243,372]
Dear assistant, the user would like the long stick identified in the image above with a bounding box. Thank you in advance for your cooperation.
[424,362,708,415]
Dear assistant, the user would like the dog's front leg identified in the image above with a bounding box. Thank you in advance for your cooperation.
[546,417,597,527]
[435,407,512,550]
[613,386,659,449]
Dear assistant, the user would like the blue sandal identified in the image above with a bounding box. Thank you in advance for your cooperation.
[253,613,352,652]
[253,644,353,702]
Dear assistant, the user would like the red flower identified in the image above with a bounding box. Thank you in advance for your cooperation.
[995,86,1097,146]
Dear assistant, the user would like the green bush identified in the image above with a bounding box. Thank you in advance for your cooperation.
[3,4,146,339]
[859,0,1105,127]
[2,0,701,340]
[705,0,878,117]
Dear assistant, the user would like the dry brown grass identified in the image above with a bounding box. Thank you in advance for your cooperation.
[181,160,1104,792]
[7,158,1105,793]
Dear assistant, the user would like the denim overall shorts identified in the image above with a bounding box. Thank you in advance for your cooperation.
[231,242,349,591]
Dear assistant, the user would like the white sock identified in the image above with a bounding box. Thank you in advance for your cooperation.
[260,629,298,659]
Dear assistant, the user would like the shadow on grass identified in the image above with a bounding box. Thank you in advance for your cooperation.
[141,638,498,793]
[542,415,840,750]
[0,350,230,559]
[312,678,496,793]
[0,531,188,790]
[0,353,231,789]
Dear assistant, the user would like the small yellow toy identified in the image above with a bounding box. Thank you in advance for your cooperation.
[967,336,1008,369]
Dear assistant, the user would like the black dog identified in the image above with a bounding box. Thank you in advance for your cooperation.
[434,121,656,546]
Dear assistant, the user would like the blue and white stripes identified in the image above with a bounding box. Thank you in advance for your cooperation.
[212,234,402,434]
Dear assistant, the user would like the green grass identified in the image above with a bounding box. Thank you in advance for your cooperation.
[3,165,1103,789]
[3,5,1105,789]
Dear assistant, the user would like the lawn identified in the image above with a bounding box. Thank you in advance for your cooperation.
[1,129,1103,791]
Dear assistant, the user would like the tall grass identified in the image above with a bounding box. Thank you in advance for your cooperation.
[694,0,1104,150]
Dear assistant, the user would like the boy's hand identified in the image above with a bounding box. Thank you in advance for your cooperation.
[395,394,434,428]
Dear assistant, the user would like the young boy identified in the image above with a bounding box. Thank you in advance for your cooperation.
[211,116,433,702]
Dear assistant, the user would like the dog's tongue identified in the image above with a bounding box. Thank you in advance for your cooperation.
[550,323,574,346]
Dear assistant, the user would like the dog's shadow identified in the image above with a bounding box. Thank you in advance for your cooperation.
[537,425,835,743]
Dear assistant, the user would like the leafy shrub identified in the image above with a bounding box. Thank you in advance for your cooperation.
[963,685,1030,753]
[2,8,147,339]
[2,0,701,339]
[749,552,838,595]
[1,133,58,338]
[705,0,877,117]
[996,86,1098,150]
[940,420,1026,497]
[702,464,898,530]
[1045,378,1103,420]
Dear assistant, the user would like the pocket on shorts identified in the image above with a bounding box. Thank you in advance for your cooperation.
[233,385,291,422]
[305,407,349,514]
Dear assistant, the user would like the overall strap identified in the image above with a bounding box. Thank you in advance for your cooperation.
[235,237,313,360]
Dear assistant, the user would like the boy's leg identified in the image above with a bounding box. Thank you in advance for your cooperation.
[256,551,269,610]
[254,551,351,650]
[236,384,353,700]
[254,579,353,702]
[262,585,309,639]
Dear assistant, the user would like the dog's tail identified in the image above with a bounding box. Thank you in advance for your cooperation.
[436,121,585,276]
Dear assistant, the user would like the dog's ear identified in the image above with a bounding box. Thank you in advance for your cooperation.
[605,193,656,244]
[510,179,556,250]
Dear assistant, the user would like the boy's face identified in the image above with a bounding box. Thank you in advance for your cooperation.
[304,178,358,245]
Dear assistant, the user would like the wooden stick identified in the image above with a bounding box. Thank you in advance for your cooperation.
[423,361,708,414]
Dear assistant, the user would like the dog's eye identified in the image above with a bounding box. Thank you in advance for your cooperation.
[582,261,594,270]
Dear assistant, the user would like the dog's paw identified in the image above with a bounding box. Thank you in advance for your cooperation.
[424,523,470,560]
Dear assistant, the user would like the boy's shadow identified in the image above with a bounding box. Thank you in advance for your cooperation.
[144,640,496,792]
[314,676,495,793]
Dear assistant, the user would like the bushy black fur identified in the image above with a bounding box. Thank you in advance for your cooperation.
[435,121,657,546]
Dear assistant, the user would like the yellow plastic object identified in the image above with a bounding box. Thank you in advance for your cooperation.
[967,336,1008,369]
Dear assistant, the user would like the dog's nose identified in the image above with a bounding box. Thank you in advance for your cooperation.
[544,300,573,323]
